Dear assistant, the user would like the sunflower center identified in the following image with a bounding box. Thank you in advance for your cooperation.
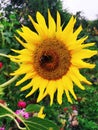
[40,50,59,71]
[33,38,71,80]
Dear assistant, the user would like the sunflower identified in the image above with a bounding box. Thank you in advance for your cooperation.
[9,10,97,105]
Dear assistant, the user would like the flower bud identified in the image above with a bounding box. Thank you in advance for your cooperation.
[17,101,26,108]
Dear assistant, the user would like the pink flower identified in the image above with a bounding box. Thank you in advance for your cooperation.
[15,109,30,122]
[0,62,3,69]
[23,112,30,119]
[17,101,26,108]
[0,127,5,130]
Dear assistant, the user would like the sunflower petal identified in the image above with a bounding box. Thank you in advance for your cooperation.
[62,75,73,90]
[71,59,96,69]
[63,16,76,34]
[20,25,40,43]
[71,66,92,85]
[65,90,73,103]
[62,75,77,100]
[28,15,43,36]
[48,10,56,36]
[82,42,96,48]
[21,80,33,91]
[25,76,41,97]
[68,69,85,90]
[11,64,34,75]
[57,11,62,32]
[36,12,48,37]
[43,81,56,105]
[56,80,64,104]
[16,72,35,86]
[37,79,49,102]
[73,25,82,40]
[72,49,97,59]
[15,36,27,48]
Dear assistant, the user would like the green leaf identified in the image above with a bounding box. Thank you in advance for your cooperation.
[26,104,41,112]
[25,117,59,130]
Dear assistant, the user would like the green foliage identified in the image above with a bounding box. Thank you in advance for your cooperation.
[79,117,98,130]
[0,103,59,130]
[25,117,59,130]
[26,104,42,112]
[0,13,20,50]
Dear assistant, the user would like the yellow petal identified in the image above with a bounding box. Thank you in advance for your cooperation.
[82,42,96,48]
[15,36,27,48]
[48,10,56,36]
[28,15,43,36]
[20,25,40,43]
[63,16,76,35]
[65,90,73,103]
[62,75,77,100]
[26,87,37,97]
[61,16,76,46]
[72,59,96,69]
[21,80,33,91]
[69,36,88,51]
[25,76,43,97]
[69,88,77,100]
[72,49,97,59]
[56,80,64,104]
[68,69,85,90]
[11,49,33,57]
[36,12,48,37]
[43,81,56,105]
[11,64,34,75]
[57,11,62,32]
[37,79,48,102]
[16,72,35,86]
[62,75,73,90]
[71,66,91,85]
[73,25,82,40]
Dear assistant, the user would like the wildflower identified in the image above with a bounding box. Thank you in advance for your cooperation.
[17,100,26,108]
[15,108,30,122]
[0,127,5,130]
[9,10,97,105]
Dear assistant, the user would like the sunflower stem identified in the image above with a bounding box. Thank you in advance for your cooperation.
[0,75,19,87]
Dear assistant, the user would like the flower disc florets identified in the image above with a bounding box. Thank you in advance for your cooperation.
[33,38,71,80]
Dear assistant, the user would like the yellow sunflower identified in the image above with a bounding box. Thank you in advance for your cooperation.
[9,10,97,105]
